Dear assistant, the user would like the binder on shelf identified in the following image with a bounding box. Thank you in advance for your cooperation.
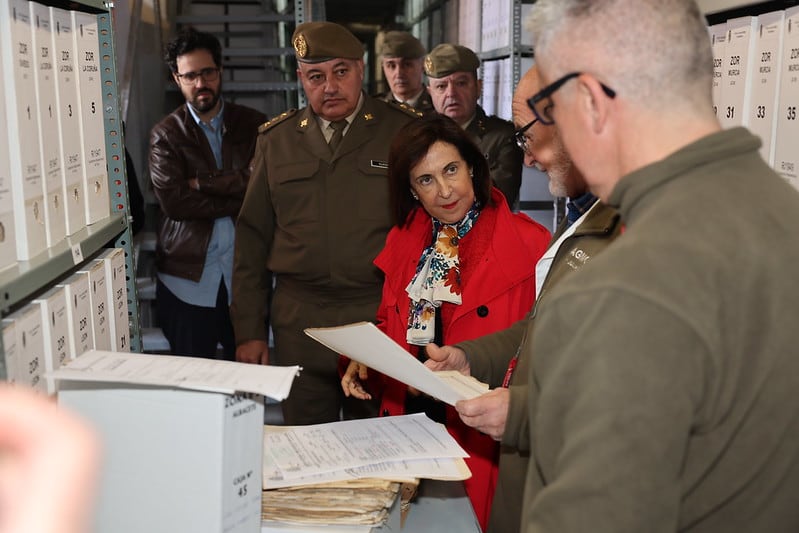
[710,23,728,119]
[93,248,130,352]
[773,6,799,191]
[1,303,46,392]
[31,1,65,248]
[745,11,785,167]
[57,271,93,358]
[719,16,757,128]
[481,58,499,117]
[1,321,18,384]
[0,57,17,272]
[0,0,48,260]
[32,285,69,394]
[72,9,110,225]
[50,6,85,237]
[458,0,481,53]
[78,259,111,351]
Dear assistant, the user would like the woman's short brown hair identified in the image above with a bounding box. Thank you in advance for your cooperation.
[388,115,493,227]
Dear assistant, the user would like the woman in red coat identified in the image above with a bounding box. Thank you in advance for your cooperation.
[341,116,550,530]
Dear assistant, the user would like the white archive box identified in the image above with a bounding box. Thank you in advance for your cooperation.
[0,0,47,260]
[720,16,758,128]
[0,50,17,271]
[78,258,111,351]
[745,11,785,167]
[32,286,69,393]
[57,271,93,358]
[773,6,799,191]
[1,303,46,392]
[50,6,85,236]
[31,1,66,248]
[72,9,109,225]
[93,248,130,351]
[52,351,301,533]
[1,320,19,384]
[710,22,728,119]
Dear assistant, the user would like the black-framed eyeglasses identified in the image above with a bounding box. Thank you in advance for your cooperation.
[527,72,616,125]
[513,118,538,154]
[175,67,220,85]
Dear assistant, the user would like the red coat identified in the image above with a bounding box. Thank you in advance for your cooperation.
[374,188,550,530]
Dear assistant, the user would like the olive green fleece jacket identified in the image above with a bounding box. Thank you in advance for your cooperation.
[522,128,799,532]
[456,201,622,533]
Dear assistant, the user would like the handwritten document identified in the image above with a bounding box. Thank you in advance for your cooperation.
[304,322,489,405]
[264,413,468,481]
[49,350,300,400]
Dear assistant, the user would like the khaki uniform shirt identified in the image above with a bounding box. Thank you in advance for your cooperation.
[465,106,523,207]
[231,94,418,343]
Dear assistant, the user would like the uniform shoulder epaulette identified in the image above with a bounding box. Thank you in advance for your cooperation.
[386,99,423,118]
[258,108,298,133]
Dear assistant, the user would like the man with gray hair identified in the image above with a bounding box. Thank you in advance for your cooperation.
[376,31,434,116]
[520,0,799,531]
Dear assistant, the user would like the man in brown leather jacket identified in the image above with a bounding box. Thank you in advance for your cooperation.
[231,22,418,425]
[149,27,266,359]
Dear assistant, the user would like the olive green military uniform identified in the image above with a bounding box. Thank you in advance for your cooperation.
[465,105,523,207]
[232,94,418,425]
[456,201,622,533]
[424,43,523,206]
[376,90,436,118]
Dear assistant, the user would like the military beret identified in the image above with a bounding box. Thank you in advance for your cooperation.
[380,31,426,59]
[424,43,480,78]
[292,22,364,63]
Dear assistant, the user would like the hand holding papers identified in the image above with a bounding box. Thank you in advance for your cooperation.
[305,322,488,405]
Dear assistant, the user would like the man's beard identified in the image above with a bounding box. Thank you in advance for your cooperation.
[191,87,220,113]
[547,141,573,198]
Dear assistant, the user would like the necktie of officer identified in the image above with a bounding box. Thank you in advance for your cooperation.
[328,120,347,154]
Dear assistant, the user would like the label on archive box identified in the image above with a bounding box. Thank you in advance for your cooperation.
[2,304,46,393]
[0,47,17,271]
[31,1,65,248]
[94,248,130,352]
[710,23,728,119]
[746,11,785,167]
[0,0,47,260]
[78,260,111,351]
[57,271,93,358]
[720,16,757,128]
[33,286,69,394]
[72,9,109,225]
[773,6,799,191]
[51,6,85,237]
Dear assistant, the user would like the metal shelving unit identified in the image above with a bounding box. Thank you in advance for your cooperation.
[0,0,141,379]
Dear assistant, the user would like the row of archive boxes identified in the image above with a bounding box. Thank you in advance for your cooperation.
[457,0,534,54]
[710,7,799,191]
[2,248,130,393]
[0,0,111,268]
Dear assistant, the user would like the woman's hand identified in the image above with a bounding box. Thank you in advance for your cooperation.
[341,360,372,400]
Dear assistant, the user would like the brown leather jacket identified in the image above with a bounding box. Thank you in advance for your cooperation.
[149,101,266,281]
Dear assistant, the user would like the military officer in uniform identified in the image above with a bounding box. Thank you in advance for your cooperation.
[425,43,523,207]
[231,21,419,425]
[375,31,434,117]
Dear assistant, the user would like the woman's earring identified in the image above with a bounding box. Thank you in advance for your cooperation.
[411,190,419,200]
[469,168,474,178]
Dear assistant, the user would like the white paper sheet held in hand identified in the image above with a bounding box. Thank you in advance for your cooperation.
[265,413,469,480]
[304,322,488,406]
[49,350,300,400]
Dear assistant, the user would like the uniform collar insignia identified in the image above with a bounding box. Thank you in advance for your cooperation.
[299,118,308,128]
[363,113,374,121]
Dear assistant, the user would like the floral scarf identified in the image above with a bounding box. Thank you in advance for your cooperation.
[406,204,480,345]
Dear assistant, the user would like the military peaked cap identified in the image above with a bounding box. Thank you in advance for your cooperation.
[424,43,480,78]
[292,22,364,63]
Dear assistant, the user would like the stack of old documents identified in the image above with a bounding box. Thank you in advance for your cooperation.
[261,413,470,529]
